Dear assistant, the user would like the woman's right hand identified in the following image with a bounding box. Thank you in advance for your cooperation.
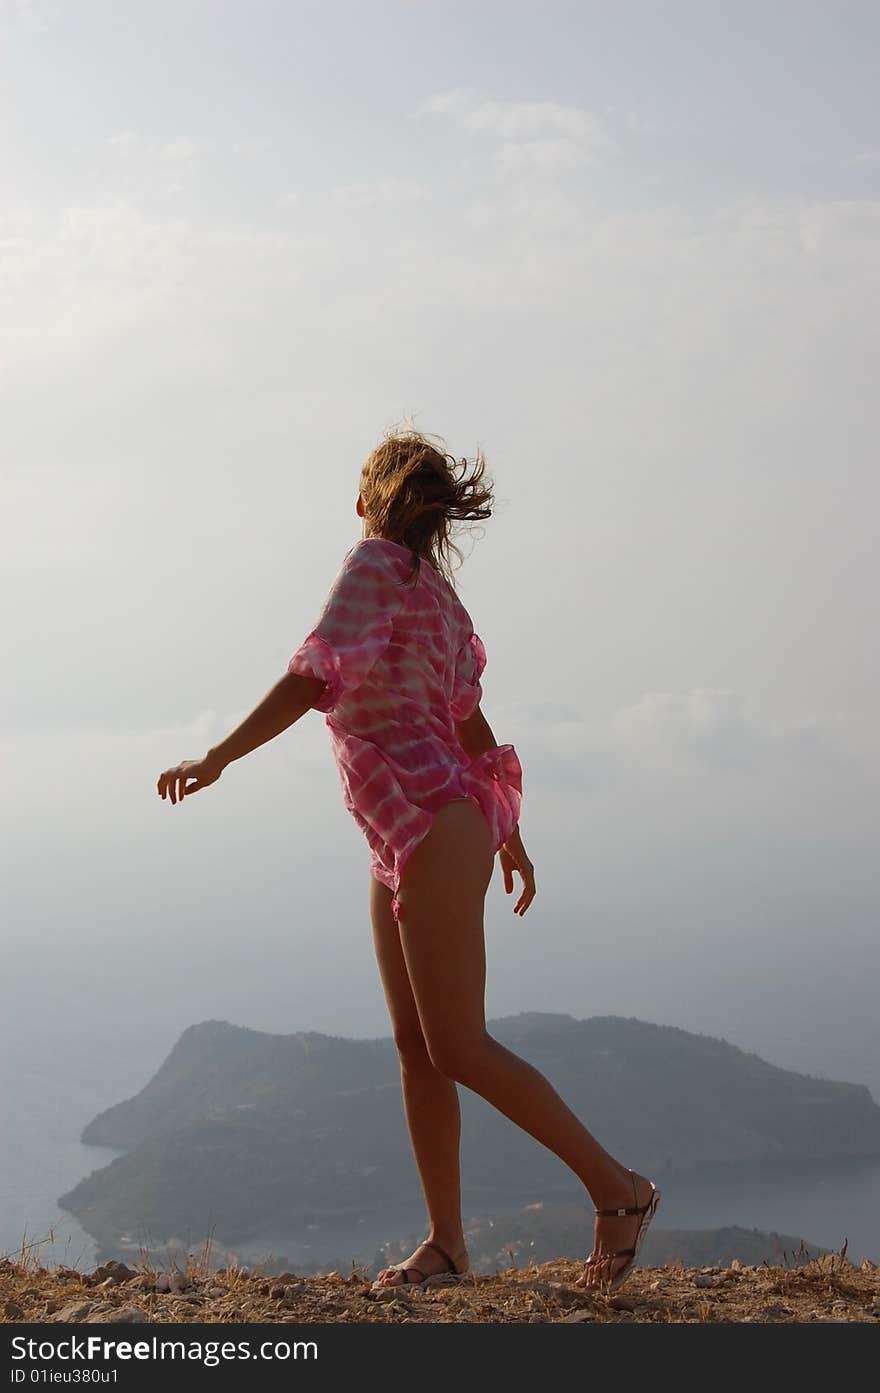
[499,826,536,916]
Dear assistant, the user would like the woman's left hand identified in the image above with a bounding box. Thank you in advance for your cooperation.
[157,752,225,804]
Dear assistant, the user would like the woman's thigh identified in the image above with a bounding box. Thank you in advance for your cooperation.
[394,799,495,1068]
[369,874,427,1056]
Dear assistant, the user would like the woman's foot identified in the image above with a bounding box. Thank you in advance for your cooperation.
[574,1169,656,1291]
[373,1236,469,1288]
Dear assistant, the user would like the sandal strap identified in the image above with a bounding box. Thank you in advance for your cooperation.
[420,1239,459,1274]
[595,1171,653,1217]
[402,1265,426,1284]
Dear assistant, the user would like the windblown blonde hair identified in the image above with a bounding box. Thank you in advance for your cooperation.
[360,423,494,589]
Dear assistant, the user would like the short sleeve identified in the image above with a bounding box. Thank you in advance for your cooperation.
[450,629,487,723]
[287,540,406,715]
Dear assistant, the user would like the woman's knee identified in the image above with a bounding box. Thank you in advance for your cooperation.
[392,1020,432,1068]
[426,1029,491,1084]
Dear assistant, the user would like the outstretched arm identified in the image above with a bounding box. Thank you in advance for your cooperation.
[157,670,327,805]
[208,670,327,769]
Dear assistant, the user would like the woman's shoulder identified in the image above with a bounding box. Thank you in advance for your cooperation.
[349,537,437,585]
[348,536,410,563]
[345,540,474,625]
[342,537,411,574]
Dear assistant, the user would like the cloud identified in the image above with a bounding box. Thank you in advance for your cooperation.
[418,88,607,142]
[609,688,830,772]
[495,137,595,175]
[416,88,616,176]
[107,130,139,149]
[486,688,842,794]
[603,104,656,136]
[231,138,272,155]
[843,150,880,167]
[328,178,430,209]
[5,0,53,34]
[152,138,201,163]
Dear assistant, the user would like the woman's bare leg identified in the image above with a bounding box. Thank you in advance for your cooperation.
[393,799,654,1289]
[369,873,469,1285]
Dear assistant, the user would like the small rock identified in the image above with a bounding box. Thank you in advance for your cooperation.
[85,1306,148,1324]
[561,1310,594,1323]
[93,1261,137,1285]
[168,1271,189,1294]
[369,1287,400,1303]
[3,1300,25,1320]
[694,1274,723,1288]
[762,1303,794,1319]
[608,1294,639,1311]
[154,1273,171,1293]
[53,1300,99,1323]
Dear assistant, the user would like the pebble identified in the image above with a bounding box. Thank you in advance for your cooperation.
[53,1300,99,1323]
[85,1306,148,1324]
[91,1261,137,1285]
[608,1294,639,1311]
[370,1286,401,1303]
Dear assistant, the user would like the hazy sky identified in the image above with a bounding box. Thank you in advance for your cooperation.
[2,1,878,1099]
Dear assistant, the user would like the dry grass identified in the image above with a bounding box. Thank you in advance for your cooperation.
[2,1227,878,1325]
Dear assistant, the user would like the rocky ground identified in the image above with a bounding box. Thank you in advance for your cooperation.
[2,1252,879,1324]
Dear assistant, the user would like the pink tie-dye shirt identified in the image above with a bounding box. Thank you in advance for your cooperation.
[287,537,522,921]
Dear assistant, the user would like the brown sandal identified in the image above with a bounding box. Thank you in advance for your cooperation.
[373,1238,468,1289]
[579,1170,661,1293]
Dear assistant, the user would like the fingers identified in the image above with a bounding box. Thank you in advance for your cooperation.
[158,758,222,803]
[499,847,536,915]
[513,861,536,916]
[157,766,187,804]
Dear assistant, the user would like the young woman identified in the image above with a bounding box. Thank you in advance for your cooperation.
[157,429,660,1293]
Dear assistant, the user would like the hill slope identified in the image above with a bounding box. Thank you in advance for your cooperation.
[60,1013,880,1256]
